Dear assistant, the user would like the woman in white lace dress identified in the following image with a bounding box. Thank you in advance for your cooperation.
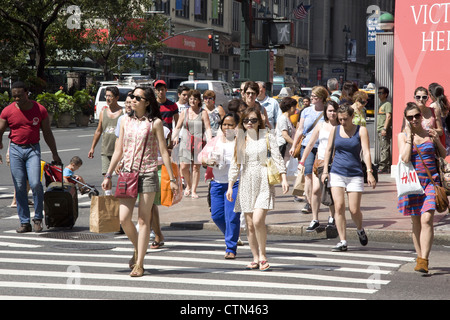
[227,107,289,271]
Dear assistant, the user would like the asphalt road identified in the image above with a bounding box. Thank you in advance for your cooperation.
[1,122,449,303]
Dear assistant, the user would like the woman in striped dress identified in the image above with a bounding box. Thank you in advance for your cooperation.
[398,102,446,274]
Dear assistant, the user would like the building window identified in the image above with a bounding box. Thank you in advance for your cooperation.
[175,0,189,19]
[232,1,240,32]
[154,0,170,14]
[212,0,224,27]
[194,0,208,23]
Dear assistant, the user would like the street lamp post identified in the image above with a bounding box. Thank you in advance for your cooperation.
[343,25,351,81]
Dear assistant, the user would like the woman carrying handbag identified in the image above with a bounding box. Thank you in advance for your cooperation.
[102,86,178,277]
[398,102,447,274]
[227,107,289,271]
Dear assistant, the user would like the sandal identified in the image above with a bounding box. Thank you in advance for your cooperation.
[224,252,236,259]
[130,264,144,277]
[191,193,199,199]
[150,241,165,249]
[245,262,259,270]
[184,189,191,197]
[129,250,137,269]
[259,260,270,271]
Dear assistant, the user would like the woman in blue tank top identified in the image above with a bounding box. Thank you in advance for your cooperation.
[322,105,376,252]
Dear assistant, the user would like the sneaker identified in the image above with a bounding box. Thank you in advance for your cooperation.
[357,229,368,246]
[301,203,312,214]
[16,223,32,233]
[326,216,335,229]
[306,220,320,232]
[33,219,43,233]
[331,241,348,252]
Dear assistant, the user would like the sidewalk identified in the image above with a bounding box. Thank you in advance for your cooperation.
[157,173,450,245]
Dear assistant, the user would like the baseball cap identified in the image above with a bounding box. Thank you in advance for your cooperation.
[154,80,167,88]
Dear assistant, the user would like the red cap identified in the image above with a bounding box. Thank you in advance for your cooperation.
[154,80,167,88]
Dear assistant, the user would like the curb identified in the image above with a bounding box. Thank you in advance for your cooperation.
[164,221,450,246]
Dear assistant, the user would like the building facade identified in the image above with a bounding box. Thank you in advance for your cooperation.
[153,0,394,89]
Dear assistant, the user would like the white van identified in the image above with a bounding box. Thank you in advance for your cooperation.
[179,80,235,110]
[94,85,135,120]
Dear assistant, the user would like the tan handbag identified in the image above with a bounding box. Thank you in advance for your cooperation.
[266,134,281,185]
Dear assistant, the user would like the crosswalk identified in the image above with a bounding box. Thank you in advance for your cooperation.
[0,223,416,300]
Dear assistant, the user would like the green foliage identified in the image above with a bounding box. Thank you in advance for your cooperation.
[36,90,75,118]
[0,91,12,113]
[73,89,94,115]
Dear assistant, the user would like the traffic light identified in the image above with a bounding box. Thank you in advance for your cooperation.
[213,35,220,53]
[208,34,213,47]
[169,23,175,36]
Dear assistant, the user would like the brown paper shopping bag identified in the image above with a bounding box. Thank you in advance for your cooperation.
[292,167,305,196]
[90,195,120,233]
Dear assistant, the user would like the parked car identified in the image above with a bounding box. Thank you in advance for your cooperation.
[94,85,135,120]
[179,80,235,110]
[166,89,178,103]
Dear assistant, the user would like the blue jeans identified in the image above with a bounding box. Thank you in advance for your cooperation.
[210,180,240,255]
[9,143,44,224]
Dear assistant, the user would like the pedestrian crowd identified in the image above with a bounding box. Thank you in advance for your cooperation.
[0,78,448,276]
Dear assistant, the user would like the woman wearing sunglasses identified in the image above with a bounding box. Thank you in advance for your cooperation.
[102,86,179,277]
[414,86,443,139]
[227,107,289,271]
[398,102,446,273]
[351,90,368,127]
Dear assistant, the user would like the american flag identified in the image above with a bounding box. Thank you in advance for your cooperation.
[293,3,311,20]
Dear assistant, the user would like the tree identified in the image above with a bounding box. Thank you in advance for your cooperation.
[0,0,71,82]
[78,0,166,80]
[0,0,167,83]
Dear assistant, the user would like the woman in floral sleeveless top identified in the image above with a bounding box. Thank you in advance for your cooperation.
[102,86,178,277]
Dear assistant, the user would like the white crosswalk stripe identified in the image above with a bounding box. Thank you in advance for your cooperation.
[0,229,416,300]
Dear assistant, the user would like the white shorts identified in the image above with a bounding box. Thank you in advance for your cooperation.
[329,173,364,192]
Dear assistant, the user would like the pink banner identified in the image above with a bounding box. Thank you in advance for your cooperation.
[393,0,450,161]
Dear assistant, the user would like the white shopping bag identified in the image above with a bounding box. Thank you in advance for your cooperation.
[286,156,298,177]
[395,156,424,197]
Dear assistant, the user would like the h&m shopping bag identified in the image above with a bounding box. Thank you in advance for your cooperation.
[90,195,120,233]
[395,157,424,197]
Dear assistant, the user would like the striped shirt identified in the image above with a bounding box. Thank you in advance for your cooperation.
[159,99,178,132]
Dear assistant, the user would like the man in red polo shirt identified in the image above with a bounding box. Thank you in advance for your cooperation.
[0,81,61,233]
[154,80,179,132]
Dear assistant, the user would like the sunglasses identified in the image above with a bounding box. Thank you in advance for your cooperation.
[415,95,428,101]
[243,118,258,124]
[406,113,421,121]
[130,94,146,102]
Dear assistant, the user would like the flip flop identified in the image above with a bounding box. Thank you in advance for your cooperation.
[150,241,165,249]
[245,262,259,270]
[191,193,199,199]
[259,260,270,271]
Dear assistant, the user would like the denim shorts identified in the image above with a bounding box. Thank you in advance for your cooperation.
[300,146,317,175]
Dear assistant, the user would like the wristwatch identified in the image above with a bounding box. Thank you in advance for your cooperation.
[367,169,373,173]
[169,178,177,183]
[104,173,112,179]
